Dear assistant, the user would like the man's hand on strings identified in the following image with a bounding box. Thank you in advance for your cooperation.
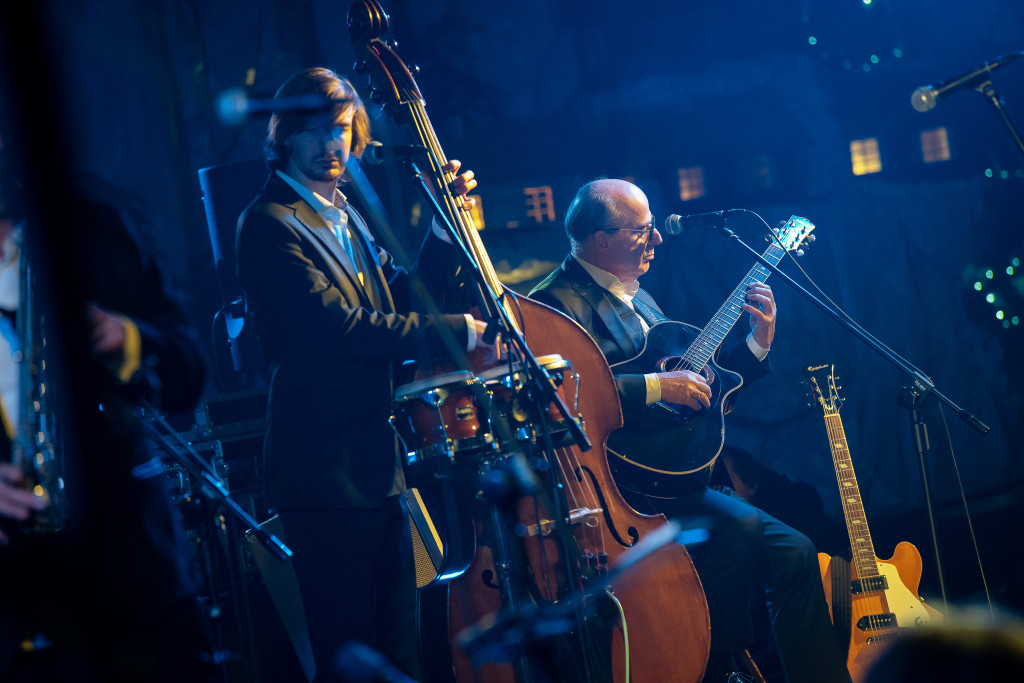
[743,282,775,350]
[658,368,714,411]
[445,160,477,209]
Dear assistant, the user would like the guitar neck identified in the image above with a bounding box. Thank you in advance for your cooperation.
[823,410,881,580]
[684,242,783,371]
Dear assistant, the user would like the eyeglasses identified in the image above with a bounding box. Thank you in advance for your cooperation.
[606,217,656,240]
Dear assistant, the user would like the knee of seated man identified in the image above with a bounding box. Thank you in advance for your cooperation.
[771,526,819,577]
[712,506,764,550]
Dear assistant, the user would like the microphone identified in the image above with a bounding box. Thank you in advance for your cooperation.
[662,210,742,236]
[215,87,335,126]
[911,52,1023,112]
[360,141,427,166]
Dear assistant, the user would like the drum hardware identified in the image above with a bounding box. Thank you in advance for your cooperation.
[390,370,496,477]
[519,507,604,539]
[476,354,581,449]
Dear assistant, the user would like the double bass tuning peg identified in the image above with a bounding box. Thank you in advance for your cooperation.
[353,60,369,76]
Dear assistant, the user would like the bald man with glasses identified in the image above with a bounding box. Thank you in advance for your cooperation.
[529,178,850,683]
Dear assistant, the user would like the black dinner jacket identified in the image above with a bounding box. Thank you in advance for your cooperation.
[235,172,469,510]
[529,254,770,423]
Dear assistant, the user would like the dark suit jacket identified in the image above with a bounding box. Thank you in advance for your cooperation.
[235,173,469,510]
[529,254,771,423]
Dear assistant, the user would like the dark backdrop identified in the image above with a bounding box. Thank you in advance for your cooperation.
[3,0,1023,613]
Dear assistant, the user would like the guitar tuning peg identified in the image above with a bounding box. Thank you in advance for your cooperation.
[807,234,816,243]
[408,63,421,76]
[795,249,805,257]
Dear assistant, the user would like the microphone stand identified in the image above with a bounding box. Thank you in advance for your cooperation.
[709,219,991,610]
[974,78,1024,160]
[402,158,599,682]
[138,399,292,562]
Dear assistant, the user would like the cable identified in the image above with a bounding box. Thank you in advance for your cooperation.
[937,404,994,619]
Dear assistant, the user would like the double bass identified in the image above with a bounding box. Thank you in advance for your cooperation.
[348,4,710,681]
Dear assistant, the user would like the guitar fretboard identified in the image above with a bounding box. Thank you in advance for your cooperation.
[681,242,784,372]
[823,410,881,581]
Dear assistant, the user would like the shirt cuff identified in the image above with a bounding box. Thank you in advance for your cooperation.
[116,316,143,383]
[644,372,662,404]
[746,332,770,362]
[465,314,476,351]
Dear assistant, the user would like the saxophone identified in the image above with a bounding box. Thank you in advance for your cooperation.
[11,233,68,533]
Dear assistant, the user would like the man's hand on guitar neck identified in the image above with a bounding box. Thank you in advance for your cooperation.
[657,367,715,411]
[743,282,776,350]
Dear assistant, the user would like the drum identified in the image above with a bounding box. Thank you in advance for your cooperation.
[476,354,579,446]
[390,370,492,473]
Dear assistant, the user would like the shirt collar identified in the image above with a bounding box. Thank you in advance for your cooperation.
[573,254,640,304]
[276,169,347,222]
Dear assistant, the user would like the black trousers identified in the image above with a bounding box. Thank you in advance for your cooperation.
[279,497,421,683]
[627,485,851,683]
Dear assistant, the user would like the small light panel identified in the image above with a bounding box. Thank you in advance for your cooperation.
[523,186,556,224]
[850,138,882,176]
[677,167,706,201]
[921,128,950,163]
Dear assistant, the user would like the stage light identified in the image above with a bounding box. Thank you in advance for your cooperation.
[1008,266,1015,275]
[808,36,817,45]
[997,310,1005,320]
[986,269,994,279]
[870,55,880,64]
[974,282,983,291]
[986,293,996,303]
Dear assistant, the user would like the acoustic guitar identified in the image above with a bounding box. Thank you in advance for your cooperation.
[608,216,815,492]
[803,361,942,682]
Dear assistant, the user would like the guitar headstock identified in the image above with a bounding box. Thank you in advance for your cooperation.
[773,216,815,257]
[802,361,842,414]
[348,0,423,123]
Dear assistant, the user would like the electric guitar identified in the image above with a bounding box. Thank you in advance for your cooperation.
[804,361,942,682]
[607,216,815,492]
